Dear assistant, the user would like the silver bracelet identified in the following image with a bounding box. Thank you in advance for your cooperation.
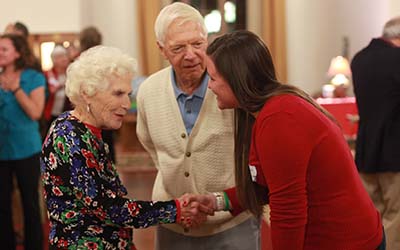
[213,192,225,211]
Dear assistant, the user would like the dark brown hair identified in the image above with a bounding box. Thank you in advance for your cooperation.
[14,21,29,38]
[0,33,39,71]
[207,30,336,217]
[79,26,102,52]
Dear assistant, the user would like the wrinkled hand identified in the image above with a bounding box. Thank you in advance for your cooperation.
[177,193,216,228]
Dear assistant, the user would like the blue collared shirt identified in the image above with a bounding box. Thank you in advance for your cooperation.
[171,69,208,135]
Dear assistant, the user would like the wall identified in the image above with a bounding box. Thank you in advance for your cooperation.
[2,1,399,87]
[286,0,392,95]
[0,0,81,33]
[81,0,141,73]
[390,0,400,18]
[1,0,141,73]
[246,0,262,35]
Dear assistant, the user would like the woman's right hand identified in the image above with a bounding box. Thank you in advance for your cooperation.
[178,193,216,228]
[0,71,21,92]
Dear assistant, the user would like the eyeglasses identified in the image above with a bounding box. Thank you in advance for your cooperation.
[165,41,206,55]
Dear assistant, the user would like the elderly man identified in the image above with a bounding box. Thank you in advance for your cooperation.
[136,2,260,250]
[351,16,400,250]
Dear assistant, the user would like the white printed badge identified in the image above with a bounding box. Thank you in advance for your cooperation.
[249,165,257,182]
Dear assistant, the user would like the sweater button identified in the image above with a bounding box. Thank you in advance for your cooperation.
[181,133,186,138]
[184,171,190,177]
[185,152,191,157]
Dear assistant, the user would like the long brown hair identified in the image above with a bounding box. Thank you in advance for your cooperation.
[207,30,336,217]
[0,34,40,71]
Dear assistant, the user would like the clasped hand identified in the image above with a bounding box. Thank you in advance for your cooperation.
[0,72,20,92]
[177,193,217,229]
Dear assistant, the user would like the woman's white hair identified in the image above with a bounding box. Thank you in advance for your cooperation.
[382,16,400,39]
[65,45,137,106]
[51,45,67,59]
[154,2,207,46]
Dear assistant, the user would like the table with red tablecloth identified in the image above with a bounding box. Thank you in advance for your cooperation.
[316,97,358,141]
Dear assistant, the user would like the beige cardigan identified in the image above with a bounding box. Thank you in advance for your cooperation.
[136,67,251,236]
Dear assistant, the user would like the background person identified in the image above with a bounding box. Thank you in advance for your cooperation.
[3,21,42,73]
[79,26,103,52]
[0,33,45,250]
[4,21,29,39]
[43,45,71,127]
[40,45,210,249]
[351,16,400,250]
[188,30,385,250]
[136,3,260,250]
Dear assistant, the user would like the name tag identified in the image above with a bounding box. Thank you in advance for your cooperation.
[249,165,257,182]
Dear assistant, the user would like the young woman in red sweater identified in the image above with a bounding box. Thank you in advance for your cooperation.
[187,30,385,250]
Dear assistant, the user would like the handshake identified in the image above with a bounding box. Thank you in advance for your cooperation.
[176,192,231,229]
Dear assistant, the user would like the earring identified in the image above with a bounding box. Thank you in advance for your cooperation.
[86,104,90,113]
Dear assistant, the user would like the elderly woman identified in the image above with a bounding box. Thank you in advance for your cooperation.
[0,33,45,250]
[43,45,71,126]
[40,46,208,249]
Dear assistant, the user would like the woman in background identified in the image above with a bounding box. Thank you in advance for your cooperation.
[0,33,45,250]
[43,45,71,127]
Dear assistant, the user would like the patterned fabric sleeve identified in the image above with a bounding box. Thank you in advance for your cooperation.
[41,113,178,230]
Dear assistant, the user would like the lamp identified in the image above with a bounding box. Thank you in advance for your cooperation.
[322,56,352,98]
[327,56,351,86]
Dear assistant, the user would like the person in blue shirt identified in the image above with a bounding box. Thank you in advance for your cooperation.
[0,33,45,250]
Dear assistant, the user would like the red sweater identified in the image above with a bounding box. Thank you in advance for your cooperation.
[226,95,382,250]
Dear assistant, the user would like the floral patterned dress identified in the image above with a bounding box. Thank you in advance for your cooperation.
[40,112,178,250]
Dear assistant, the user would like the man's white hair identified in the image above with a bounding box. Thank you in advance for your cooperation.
[382,16,400,39]
[65,45,137,106]
[154,2,207,46]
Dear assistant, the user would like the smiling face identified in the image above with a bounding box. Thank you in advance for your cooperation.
[84,74,133,130]
[0,38,20,68]
[206,56,239,110]
[159,20,207,86]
